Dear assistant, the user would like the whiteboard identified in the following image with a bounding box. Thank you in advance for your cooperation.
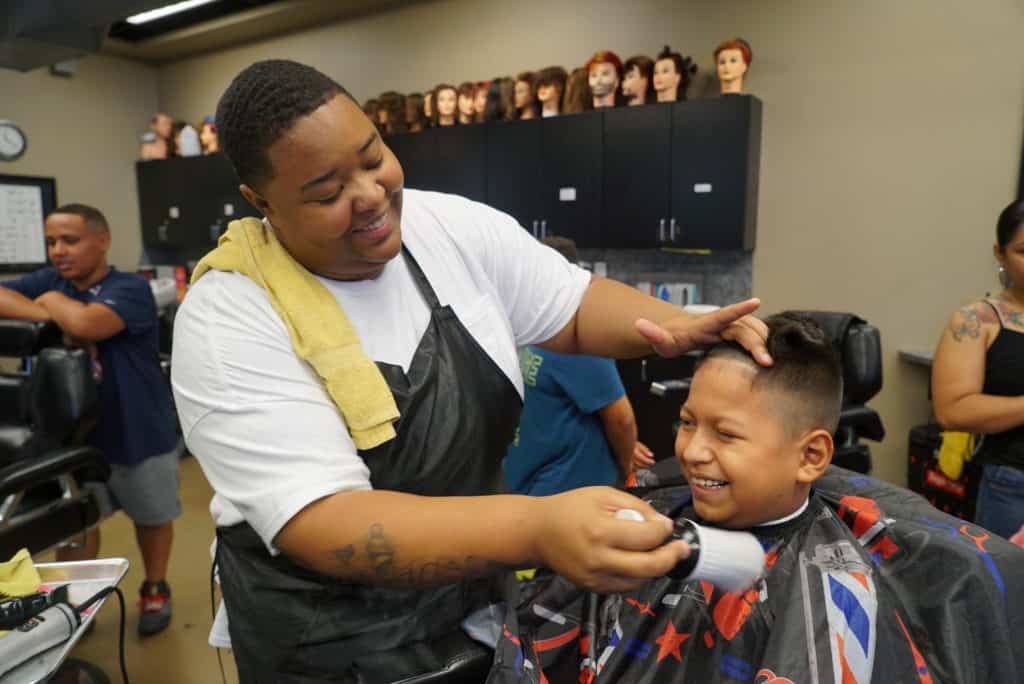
[0,174,56,272]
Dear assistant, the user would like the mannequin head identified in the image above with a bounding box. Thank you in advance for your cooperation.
[457,81,476,125]
[653,46,697,102]
[498,77,516,120]
[433,84,457,126]
[474,81,489,122]
[621,55,655,106]
[714,38,753,94]
[405,93,427,132]
[199,116,219,153]
[482,78,507,122]
[375,102,389,130]
[561,67,593,115]
[362,99,378,119]
[151,112,172,140]
[423,90,434,121]
[513,71,539,120]
[586,51,623,108]
[169,120,188,156]
[140,112,172,159]
[536,66,568,116]
[378,91,407,134]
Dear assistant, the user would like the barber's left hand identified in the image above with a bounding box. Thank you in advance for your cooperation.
[635,298,772,366]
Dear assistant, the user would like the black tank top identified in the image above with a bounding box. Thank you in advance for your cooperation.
[979,300,1024,468]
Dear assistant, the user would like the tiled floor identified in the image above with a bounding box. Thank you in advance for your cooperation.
[43,455,240,683]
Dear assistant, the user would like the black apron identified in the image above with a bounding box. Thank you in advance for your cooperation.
[216,247,523,682]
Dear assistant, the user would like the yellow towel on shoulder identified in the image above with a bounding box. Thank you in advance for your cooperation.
[937,431,976,481]
[191,217,399,450]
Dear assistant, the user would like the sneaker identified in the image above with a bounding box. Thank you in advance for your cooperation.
[137,580,172,637]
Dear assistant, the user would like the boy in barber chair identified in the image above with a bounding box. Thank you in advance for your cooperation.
[489,313,1024,683]
[0,204,180,637]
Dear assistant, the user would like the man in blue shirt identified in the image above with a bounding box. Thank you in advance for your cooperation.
[0,204,180,636]
[505,237,652,495]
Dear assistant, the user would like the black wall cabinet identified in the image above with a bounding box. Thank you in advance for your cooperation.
[484,119,543,231]
[136,153,259,262]
[669,96,760,250]
[390,96,761,250]
[136,97,761,256]
[540,111,604,247]
[602,103,673,248]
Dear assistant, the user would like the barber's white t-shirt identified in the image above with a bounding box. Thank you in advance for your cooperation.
[171,189,591,551]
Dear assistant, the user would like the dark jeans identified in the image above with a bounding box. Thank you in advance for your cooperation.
[974,463,1024,538]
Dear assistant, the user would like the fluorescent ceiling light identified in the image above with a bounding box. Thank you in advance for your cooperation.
[125,0,219,24]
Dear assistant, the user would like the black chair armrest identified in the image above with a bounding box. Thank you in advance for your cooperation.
[838,405,885,442]
[0,447,107,499]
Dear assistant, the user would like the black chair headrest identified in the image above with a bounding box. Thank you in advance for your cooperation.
[791,310,883,405]
[0,320,62,357]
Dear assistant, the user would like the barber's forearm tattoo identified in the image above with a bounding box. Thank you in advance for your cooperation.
[365,523,395,575]
[332,545,355,567]
[950,306,981,341]
[328,524,514,588]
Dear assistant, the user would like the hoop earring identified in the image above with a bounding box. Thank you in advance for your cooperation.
[998,265,1013,289]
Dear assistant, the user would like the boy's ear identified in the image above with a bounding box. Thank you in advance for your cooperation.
[796,429,833,484]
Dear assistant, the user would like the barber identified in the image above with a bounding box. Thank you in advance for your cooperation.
[171,59,770,681]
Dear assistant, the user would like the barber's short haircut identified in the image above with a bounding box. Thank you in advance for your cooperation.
[48,203,109,233]
[215,59,355,189]
[542,235,578,263]
[699,312,843,434]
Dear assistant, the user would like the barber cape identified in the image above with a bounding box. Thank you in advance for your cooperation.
[487,466,1024,684]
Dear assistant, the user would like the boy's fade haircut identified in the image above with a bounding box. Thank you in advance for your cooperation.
[699,311,843,434]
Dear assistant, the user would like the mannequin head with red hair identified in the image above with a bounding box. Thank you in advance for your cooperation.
[714,38,753,94]
[586,50,623,108]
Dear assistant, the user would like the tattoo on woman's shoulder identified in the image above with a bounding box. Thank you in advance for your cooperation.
[950,305,981,341]
[997,302,1024,328]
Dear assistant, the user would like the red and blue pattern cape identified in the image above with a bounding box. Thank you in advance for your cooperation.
[486,466,1024,684]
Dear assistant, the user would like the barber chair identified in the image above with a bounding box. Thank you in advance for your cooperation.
[648,311,884,474]
[796,311,884,474]
[0,320,108,560]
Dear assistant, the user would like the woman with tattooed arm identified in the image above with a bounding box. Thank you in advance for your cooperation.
[932,199,1024,538]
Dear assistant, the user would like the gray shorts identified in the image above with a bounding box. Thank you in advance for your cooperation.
[87,441,183,526]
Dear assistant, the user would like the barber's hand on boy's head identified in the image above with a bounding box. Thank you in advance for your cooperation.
[635,298,772,366]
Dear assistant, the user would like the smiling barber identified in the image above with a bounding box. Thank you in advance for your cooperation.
[171,60,770,682]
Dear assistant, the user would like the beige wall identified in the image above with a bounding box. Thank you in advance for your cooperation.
[156,0,1024,486]
[3,55,159,271]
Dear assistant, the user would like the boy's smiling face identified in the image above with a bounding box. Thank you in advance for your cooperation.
[675,355,830,529]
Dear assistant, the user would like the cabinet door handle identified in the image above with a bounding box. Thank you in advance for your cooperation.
[531,220,538,237]
[540,220,547,239]
[659,218,665,242]
[670,218,677,241]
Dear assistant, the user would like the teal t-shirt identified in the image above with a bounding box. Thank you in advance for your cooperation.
[504,346,625,495]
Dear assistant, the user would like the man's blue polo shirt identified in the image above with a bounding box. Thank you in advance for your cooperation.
[2,267,177,465]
